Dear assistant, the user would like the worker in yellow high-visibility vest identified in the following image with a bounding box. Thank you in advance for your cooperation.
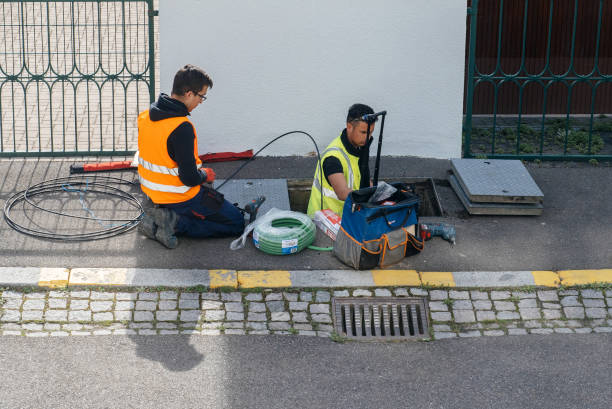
[307,104,377,218]
[137,65,245,249]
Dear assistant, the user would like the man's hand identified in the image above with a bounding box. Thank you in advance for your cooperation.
[201,167,216,183]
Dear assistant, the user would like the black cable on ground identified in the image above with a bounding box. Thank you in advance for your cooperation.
[3,176,143,242]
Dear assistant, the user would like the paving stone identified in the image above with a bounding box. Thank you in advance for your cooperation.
[518,299,537,309]
[115,293,137,301]
[156,311,178,321]
[0,310,20,322]
[25,332,48,338]
[573,327,592,334]
[429,290,447,300]
[50,331,69,337]
[374,289,392,297]
[470,291,489,300]
[310,304,330,314]
[433,324,451,331]
[471,301,492,311]
[271,312,290,321]
[428,301,448,312]
[248,312,267,321]
[221,292,242,302]
[134,301,158,311]
[22,323,43,331]
[434,332,457,339]
[69,311,92,322]
[393,288,409,297]
[537,291,559,302]
[494,301,516,311]
[24,292,46,299]
[248,330,270,335]
[114,311,132,321]
[496,311,520,320]
[453,310,475,323]
[112,329,137,335]
[542,309,562,319]
[63,324,84,331]
[223,329,244,335]
[45,310,68,321]
[201,323,222,330]
[289,302,308,311]
[299,330,317,336]
[508,328,528,335]
[201,301,223,310]
[48,298,67,309]
[248,302,266,312]
[530,328,554,335]
[593,327,612,333]
[559,290,578,296]
[294,324,313,331]
[137,329,157,336]
[225,302,244,312]
[513,291,536,299]
[138,292,159,301]
[585,308,607,319]
[587,319,606,327]
[353,289,372,297]
[90,301,113,312]
[410,288,429,297]
[431,312,452,322]
[247,322,267,330]
[542,302,561,310]
[133,311,154,322]
[1,291,24,299]
[266,301,286,313]
[204,310,224,321]
[292,312,309,323]
[317,324,334,332]
[581,289,604,299]
[560,296,581,307]
[491,291,510,300]
[519,308,541,320]
[564,320,582,328]
[476,311,496,321]
[158,300,177,310]
[93,312,113,322]
[452,300,473,310]
[317,332,332,338]
[156,323,178,329]
[22,300,45,310]
[583,299,605,308]
[200,329,221,335]
[311,314,331,323]
[2,299,23,309]
[283,292,298,302]
[160,291,178,300]
[606,290,612,298]
[458,331,481,338]
[333,290,349,298]
[226,312,244,321]
[245,293,262,301]
[21,310,43,321]
[607,298,612,306]
[70,291,91,299]
[269,322,291,330]
[315,291,331,302]
[201,292,220,300]
[224,322,244,329]
[449,290,469,300]
[484,330,505,336]
[44,323,61,331]
[156,330,178,335]
[554,328,574,334]
[69,300,89,310]
[90,292,115,300]
[564,307,585,319]
[265,293,283,301]
[179,300,199,309]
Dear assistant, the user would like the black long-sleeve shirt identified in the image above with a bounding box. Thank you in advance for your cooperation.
[322,129,372,189]
[147,93,206,186]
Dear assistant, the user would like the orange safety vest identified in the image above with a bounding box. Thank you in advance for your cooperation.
[137,110,202,204]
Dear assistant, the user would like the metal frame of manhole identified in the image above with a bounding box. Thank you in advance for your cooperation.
[332,297,430,341]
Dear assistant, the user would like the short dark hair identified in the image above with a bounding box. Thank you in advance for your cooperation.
[346,103,375,123]
[171,64,213,96]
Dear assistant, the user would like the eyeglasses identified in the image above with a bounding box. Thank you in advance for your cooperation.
[194,91,207,101]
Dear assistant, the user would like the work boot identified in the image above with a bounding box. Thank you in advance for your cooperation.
[150,207,179,249]
[138,211,157,240]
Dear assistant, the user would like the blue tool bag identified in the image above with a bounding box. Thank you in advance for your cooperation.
[333,182,424,269]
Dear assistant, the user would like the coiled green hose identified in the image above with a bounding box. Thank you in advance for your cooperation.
[253,213,316,255]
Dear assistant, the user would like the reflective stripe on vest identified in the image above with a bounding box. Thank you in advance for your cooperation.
[138,156,202,177]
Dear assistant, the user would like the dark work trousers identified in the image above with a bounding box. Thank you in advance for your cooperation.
[160,189,245,238]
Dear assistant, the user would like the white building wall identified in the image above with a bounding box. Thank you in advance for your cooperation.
[160,0,466,158]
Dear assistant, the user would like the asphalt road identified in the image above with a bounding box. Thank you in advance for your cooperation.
[1,157,611,271]
[0,334,610,408]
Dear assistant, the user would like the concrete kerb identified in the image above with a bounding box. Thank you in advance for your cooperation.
[0,267,611,290]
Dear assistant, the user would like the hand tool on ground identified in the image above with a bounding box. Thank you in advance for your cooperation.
[244,196,266,224]
[419,222,456,245]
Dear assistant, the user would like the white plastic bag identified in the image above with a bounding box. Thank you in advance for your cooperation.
[368,181,397,203]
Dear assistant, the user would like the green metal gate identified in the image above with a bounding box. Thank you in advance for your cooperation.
[0,0,156,157]
[464,0,612,161]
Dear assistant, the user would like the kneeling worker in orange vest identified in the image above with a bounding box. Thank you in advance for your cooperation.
[307,104,377,218]
[137,64,246,248]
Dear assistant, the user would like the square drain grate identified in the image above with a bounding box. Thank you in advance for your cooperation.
[332,297,430,341]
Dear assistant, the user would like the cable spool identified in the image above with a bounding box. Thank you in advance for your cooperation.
[252,211,315,255]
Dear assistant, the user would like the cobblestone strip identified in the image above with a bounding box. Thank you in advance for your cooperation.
[0,288,610,339]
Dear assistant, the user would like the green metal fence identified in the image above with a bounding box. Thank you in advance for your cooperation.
[0,0,156,157]
[464,0,612,161]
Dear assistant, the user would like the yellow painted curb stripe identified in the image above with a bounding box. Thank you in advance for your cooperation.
[238,270,292,288]
[531,271,560,287]
[372,270,420,287]
[420,272,455,287]
[209,270,238,288]
[558,269,612,286]
[38,268,70,288]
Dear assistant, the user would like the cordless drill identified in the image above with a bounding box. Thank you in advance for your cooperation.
[244,196,266,224]
[419,222,456,245]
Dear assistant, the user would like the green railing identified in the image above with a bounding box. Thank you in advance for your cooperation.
[0,0,156,157]
[464,0,612,161]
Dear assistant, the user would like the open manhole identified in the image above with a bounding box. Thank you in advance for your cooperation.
[332,297,430,341]
[287,177,443,217]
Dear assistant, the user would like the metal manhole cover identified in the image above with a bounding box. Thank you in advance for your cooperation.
[332,297,430,341]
